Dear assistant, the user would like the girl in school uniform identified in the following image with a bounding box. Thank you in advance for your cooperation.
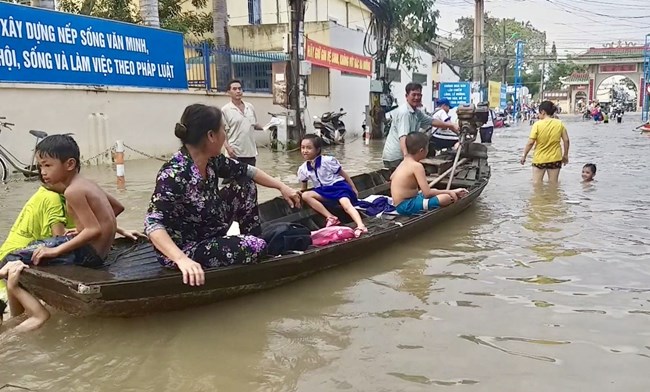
[297,134,368,237]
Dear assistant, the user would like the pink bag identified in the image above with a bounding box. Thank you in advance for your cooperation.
[311,226,356,247]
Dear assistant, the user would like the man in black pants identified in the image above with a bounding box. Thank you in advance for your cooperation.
[479,108,495,144]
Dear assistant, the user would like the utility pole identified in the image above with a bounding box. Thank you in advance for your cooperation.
[472,0,485,99]
[288,0,306,143]
[539,33,547,102]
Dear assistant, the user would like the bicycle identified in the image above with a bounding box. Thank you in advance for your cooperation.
[0,116,72,183]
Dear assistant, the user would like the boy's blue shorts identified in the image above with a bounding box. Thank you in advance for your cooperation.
[396,193,440,216]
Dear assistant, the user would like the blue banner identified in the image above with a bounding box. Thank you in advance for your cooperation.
[438,82,471,107]
[500,84,507,109]
[0,2,187,89]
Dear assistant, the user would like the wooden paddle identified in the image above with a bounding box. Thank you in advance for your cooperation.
[428,158,468,187]
[445,133,466,190]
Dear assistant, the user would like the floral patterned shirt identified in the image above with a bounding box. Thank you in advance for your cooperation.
[144,149,256,264]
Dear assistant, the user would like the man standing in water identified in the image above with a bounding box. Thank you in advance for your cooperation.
[221,80,264,167]
[382,83,459,172]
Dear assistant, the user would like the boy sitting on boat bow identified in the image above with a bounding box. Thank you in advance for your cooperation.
[390,132,468,216]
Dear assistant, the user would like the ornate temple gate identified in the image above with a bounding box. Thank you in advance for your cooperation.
[573,44,645,111]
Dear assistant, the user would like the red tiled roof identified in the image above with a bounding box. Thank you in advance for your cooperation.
[562,72,589,84]
[579,46,646,57]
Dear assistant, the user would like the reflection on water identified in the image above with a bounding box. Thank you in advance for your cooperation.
[2,117,650,391]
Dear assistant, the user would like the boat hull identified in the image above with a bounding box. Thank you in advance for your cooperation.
[19,146,491,317]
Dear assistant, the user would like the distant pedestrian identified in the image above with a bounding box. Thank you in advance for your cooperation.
[221,80,264,167]
[479,108,495,143]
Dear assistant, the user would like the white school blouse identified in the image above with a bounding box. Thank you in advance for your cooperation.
[297,155,344,188]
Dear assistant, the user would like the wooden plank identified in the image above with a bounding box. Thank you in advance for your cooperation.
[465,167,478,181]
[421,157,453,175]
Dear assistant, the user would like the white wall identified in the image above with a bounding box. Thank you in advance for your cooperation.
[0,83,331,164]
[388,50,434,112]
[440,63,461,83]
[327,24,371,135]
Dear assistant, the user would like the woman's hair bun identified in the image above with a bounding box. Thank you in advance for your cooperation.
[174,122,187,139]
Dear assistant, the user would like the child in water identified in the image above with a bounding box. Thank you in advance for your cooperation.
[297,134,368,237]
[0,261,49,332]
[0,182,73,327]
[582,163,596,182]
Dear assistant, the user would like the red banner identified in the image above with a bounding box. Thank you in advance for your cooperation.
[599,64,637,73]
[305,38,372,77]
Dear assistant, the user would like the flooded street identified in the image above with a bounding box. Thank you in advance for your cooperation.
[1,116,650,391]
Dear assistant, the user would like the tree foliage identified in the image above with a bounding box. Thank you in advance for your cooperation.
[375,0,439,71]
[57,0,212,36]
[449,14,546,92]
[546,60,586,90]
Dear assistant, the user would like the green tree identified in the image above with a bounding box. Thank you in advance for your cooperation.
[550,41,557,61]
[546,61,586,90]
[369,0,439,72]
[449,15,546,87]
[58,0,212,36]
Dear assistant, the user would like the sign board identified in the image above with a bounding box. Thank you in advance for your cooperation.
[500,84,507,108]
[0,2,187,89]
[438,82,471,107]
[488,81,501,108]
[304,38,372,77]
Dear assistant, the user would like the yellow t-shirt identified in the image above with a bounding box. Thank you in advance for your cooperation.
[0,186,74,261]
[529,118,566,164]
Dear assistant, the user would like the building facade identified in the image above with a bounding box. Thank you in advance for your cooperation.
[223,0,433,133]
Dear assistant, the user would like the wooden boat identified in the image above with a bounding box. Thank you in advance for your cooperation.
[18,143,490,317]
[640,123,650,132]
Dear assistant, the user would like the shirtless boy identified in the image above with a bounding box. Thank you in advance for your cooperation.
[30,135,120,266]
[391,132,468,216]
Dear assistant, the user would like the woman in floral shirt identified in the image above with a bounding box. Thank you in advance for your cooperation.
[144,104,301,286]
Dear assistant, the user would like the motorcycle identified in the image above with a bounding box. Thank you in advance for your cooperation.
[313,108,346,145]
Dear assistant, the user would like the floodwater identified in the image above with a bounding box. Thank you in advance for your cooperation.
[1,116,650,391]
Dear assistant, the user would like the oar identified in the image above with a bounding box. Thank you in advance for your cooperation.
[634,123,650,134]
[428,158,468,187]
[445,133,466,190]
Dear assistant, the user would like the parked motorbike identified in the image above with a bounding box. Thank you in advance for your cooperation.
[313,108,346,145]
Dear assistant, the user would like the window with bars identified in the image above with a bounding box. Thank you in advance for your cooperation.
[248,0,262,25]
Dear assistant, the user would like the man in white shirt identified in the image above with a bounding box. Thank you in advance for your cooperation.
[429,98,461,151]
[382,83,459,172]
[221,80,264,167]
